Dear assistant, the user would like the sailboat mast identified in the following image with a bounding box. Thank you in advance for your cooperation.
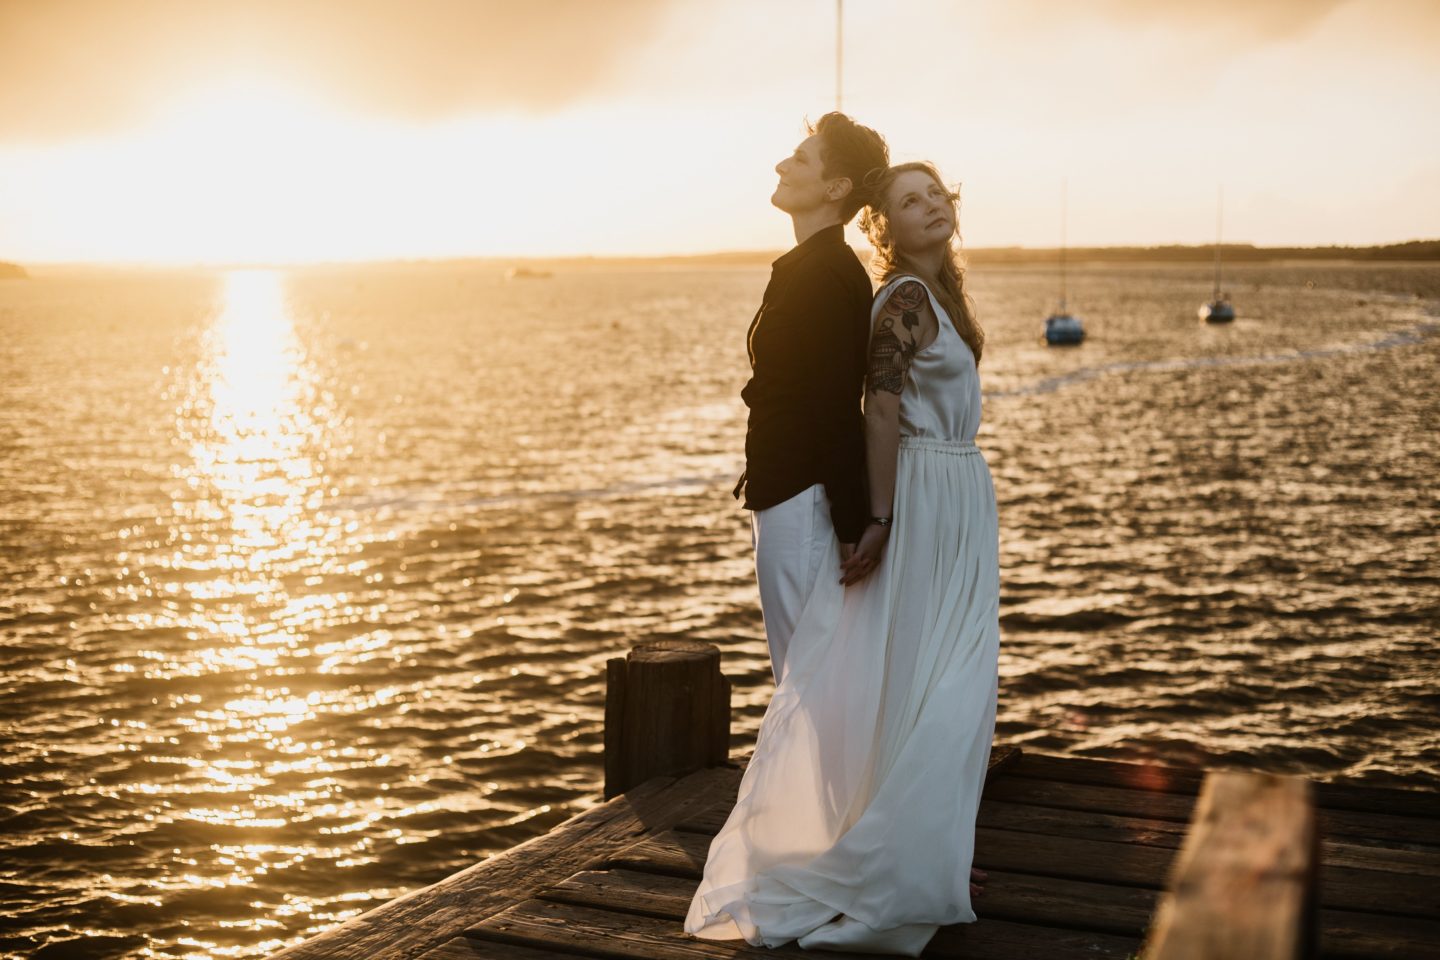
[1213,184,1223,299]
[835,0,843,111]
[1060,178,1068,312]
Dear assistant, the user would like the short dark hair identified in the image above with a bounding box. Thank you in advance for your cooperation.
[807,112,890,222]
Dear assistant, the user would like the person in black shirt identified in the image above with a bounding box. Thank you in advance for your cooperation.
[735,112,889,680]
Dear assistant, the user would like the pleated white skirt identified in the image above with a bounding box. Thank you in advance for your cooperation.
[685,437,1001,955]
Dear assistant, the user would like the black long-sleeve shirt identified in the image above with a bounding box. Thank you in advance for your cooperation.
[735,224,871,543]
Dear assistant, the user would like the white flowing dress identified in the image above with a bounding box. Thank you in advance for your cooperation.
[684,275,1001,956]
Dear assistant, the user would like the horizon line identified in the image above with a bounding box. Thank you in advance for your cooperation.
[5,237,1438,271]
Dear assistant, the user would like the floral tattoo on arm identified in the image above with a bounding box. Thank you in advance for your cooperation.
[867,281,926,396]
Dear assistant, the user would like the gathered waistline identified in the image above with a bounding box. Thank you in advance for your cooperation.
[899,436,981,456]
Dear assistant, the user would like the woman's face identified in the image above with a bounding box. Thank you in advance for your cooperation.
[884,170,955,254]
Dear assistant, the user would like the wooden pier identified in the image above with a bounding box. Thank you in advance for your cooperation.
[274,642,1440,960]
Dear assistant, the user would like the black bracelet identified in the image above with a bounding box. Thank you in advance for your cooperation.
[869,516,893,527]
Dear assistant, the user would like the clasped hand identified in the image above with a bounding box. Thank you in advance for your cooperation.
[838,523,890,586]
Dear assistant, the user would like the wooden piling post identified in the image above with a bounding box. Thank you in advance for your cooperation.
[1144,770,1319,960]
[604,639,731,799]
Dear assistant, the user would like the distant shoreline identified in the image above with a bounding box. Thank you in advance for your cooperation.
[963,239,1440,265]
[5,240,1438,274]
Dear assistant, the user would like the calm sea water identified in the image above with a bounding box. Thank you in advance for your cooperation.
[1,260,1437,959]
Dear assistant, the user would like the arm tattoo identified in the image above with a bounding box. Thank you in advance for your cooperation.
[888,281,927,314]
[867,282,925,396]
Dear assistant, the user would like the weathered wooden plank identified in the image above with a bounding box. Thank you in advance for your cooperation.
[545,867,693,918]
[1321,864,1440,919]
[984,775,1438,847]
[928,916,1143,960]
[976,800,1440,878]
[467,897,798,959]
[1316,808,1440,849]
[976,825,1175,887]
[672,801,737,836]
[1318,907,1440,959]
[1322,839,1440,878]
[1012,752,1440,820]
[982,796,1440,884]
[1145,772,1317,960]
[969,868,1160,936]
[541,863,1157,944]
[984,774,1200,822]
[471,889,1145,960]
[1312,781,1440,821]
[979,797,1192,847]
[1009,752,1205,796]
[606,829,708,877]
[270,765,742,960]
[416,935,595,960]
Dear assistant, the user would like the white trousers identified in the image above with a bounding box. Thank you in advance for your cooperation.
[751,483,834,685]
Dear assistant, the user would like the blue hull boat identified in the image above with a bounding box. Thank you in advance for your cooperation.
[1045,313,1085,345]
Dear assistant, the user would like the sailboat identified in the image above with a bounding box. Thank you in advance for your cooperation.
[1199,186,1236,323]
[1045,179,1085,345]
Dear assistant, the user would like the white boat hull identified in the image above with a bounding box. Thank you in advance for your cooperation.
[1200,300,1236,323]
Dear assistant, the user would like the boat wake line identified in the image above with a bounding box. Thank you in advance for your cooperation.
[987,315,1440,399]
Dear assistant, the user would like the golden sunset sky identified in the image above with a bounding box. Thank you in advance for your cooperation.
[0,0,1436,265]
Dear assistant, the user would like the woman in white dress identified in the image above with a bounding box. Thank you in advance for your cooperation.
[684,161,999,956]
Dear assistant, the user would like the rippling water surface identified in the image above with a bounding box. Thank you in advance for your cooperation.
[1,260,1437,958]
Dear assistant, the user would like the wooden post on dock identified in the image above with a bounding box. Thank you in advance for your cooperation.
[603,639,731,799]
[1144,770,1319,960]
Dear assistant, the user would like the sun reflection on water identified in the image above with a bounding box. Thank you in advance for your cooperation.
[146,269,377,930]
[189,269,326,577]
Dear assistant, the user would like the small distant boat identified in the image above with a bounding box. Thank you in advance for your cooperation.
[1045,313,1086,345]
[1199,186,1235,324]
[1044,179,1085,345]
[1199,297,1235,323]
[506,266,553,280]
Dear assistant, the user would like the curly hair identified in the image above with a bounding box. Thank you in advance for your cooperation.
[806,112,890,222]
[859,161,984,364]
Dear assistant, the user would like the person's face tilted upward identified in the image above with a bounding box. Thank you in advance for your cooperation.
[771,134,850,216]
[884,169,956,256]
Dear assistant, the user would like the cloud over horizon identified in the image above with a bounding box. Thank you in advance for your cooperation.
[0,0,675,143]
